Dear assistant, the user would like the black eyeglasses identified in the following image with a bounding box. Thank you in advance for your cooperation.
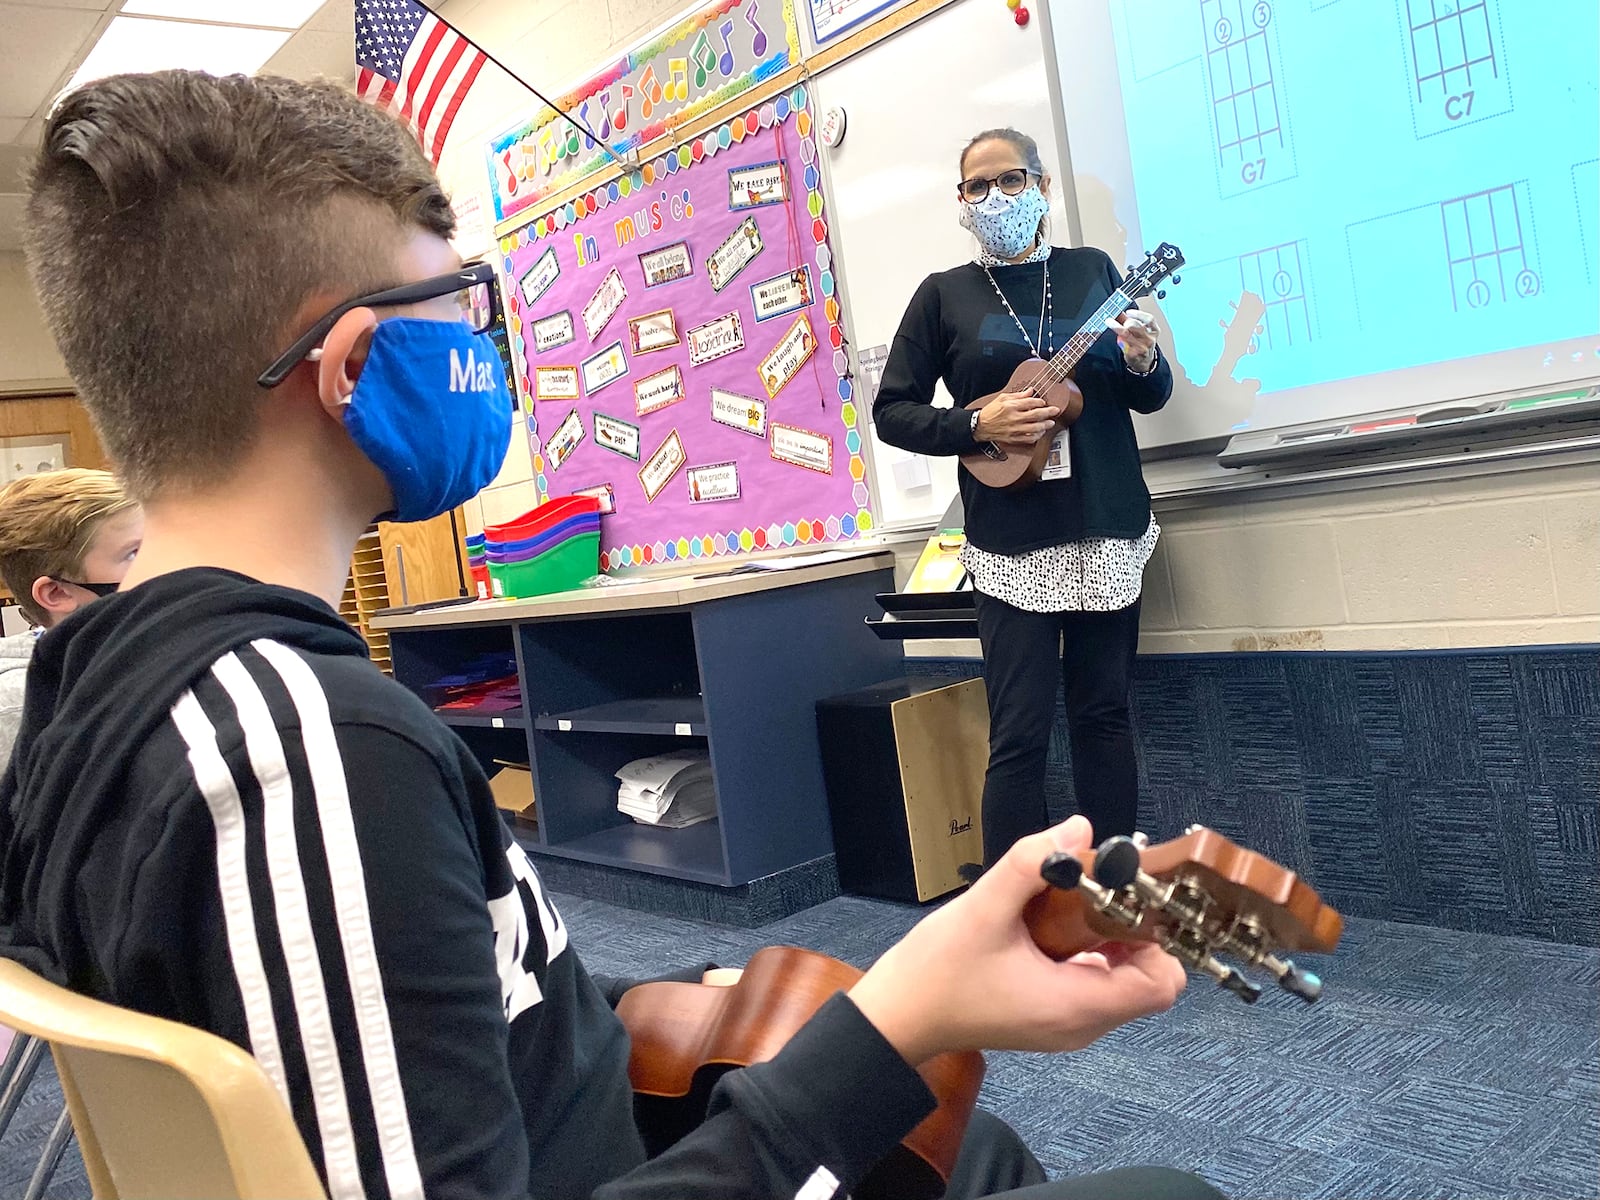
[257,261,501,389]
[957,169,1039,204]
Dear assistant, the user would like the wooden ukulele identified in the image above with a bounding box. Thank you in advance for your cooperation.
[960,242,1186,491]
[616,825,1341,1199]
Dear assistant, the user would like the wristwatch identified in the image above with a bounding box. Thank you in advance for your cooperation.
[970,410,982,439]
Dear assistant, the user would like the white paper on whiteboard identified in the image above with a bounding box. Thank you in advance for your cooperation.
[891,451,931,491]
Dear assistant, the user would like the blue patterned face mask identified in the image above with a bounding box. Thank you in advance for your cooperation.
[341,318,512,523]
[959,185,1050,260]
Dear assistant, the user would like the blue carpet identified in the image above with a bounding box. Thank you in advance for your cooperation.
[910,647,1600,945]
[5,895,1595,1199]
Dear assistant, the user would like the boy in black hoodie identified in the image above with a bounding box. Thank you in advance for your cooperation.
[0,70,1223,1200]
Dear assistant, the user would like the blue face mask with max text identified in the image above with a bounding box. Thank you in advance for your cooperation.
[342,318,513,524]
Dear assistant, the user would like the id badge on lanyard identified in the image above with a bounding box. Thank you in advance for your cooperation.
[1039,428,1071,481]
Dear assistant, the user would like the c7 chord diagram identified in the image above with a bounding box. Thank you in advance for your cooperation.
[1403,0,1512,136]
[1201,0,1297,198]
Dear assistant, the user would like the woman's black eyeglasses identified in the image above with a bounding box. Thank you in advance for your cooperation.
[957,169,1040,204]
[257,261,501,389]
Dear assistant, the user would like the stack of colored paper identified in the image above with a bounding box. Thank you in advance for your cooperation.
[615,752,717,828]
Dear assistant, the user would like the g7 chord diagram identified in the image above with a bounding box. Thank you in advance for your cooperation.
[1201,0,1297,198]
[1403,0,1513,137]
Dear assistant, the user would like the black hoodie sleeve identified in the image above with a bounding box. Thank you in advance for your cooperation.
[117,708,536,1200]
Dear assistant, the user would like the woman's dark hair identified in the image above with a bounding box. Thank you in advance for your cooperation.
[960,128,1048,178]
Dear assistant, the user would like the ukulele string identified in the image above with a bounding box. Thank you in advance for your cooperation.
[1014,289,1135,396]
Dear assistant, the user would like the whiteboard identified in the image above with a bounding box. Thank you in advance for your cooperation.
[809,0,1068,529]
[1045,0,1600,450]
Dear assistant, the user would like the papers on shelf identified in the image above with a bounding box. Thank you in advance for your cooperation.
[615,751,717,828]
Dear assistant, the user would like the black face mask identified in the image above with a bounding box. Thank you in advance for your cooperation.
[50,577,120,598]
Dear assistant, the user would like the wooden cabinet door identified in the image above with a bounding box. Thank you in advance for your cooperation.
[376,510,469,606]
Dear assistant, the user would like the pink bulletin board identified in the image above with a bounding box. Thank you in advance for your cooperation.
[497,83,874,573]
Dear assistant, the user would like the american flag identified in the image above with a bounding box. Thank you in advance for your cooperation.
[355,0,487,164]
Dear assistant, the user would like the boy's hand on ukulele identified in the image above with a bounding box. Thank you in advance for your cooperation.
[847,816,1186,1067]
[975,390,1061,445]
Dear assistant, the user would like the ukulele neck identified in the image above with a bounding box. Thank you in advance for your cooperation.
[1039,288,1134,380]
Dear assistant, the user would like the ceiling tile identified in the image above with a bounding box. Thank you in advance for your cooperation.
[0,119,26,144]
[0,4,106,120]
[0,194,26,255]
[12,0,117,9]
[305,0,354,35]
[261,26,354,84]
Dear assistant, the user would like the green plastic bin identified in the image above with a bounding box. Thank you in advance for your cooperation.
[487,532,600,599]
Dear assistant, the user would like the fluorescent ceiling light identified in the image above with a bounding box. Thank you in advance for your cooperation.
[120,0,326,29]
[63,16,292,96]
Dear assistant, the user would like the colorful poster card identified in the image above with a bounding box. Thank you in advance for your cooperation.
[535,365,580,401]
[594,411,642,460]
[705,217,763,292]
[532,310,575,353]
[688,461,740,502]
[749,267,813,324]
[545,408,586,472]
[638,429,687,501]
[770,422,833,474]
[687,312,745,364]
[580,341,629,395]
[757,314,818,398]
[728,160,788,209]
[710,387,768,438]
[628,308,681,355]
[634,364,686,416]
[639,242,694,288]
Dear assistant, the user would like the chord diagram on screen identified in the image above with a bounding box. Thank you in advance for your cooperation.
[1440,183,1540,311]
[1237,241,1312,351]
[1403,0,1513,136]
[1573,159,1599,286]
[1201,0,1296,198]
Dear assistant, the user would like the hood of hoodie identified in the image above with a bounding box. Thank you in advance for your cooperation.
[0,630,38,676]
[0,568,368,980]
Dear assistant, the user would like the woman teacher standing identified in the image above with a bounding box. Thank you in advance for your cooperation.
[873,128,1172,866]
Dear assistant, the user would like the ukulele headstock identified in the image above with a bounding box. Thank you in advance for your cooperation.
[1121,242,1186,303]
[1030,825,1342,1005]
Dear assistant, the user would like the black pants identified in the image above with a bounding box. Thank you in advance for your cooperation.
[974,593,1143,864]
[945,1110,1223,1199]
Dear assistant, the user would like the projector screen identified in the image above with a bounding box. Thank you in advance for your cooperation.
[1048,0,1600,449]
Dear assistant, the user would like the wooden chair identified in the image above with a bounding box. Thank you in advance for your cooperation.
[0,959,327,1199]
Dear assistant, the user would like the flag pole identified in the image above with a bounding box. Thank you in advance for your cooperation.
[417,2,632,169]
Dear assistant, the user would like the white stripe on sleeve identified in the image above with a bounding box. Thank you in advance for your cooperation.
[210,652,368,1200]
[170,689,292,1112]
[251,638,425,1200]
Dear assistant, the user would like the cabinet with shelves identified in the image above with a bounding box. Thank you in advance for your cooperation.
[381,554,899,888]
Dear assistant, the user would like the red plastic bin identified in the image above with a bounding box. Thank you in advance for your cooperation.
[483,495,602,545]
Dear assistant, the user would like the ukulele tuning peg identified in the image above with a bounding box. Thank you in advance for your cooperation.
[1039,852,1083,891]
[1267,957,1323,1003]
[1172,274,1181,284]
[1091,836,1141,890]
[1156,289,1167,300]
[1217,967,1262,1004]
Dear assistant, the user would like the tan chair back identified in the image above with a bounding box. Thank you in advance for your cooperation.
[0,959,327,1199]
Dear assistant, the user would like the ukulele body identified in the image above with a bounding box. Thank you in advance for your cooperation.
[960,359,1084,492]
[617,945,985,1200]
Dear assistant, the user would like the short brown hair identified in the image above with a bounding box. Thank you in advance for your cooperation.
[0,469,137,625]
[24,71,456,499]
